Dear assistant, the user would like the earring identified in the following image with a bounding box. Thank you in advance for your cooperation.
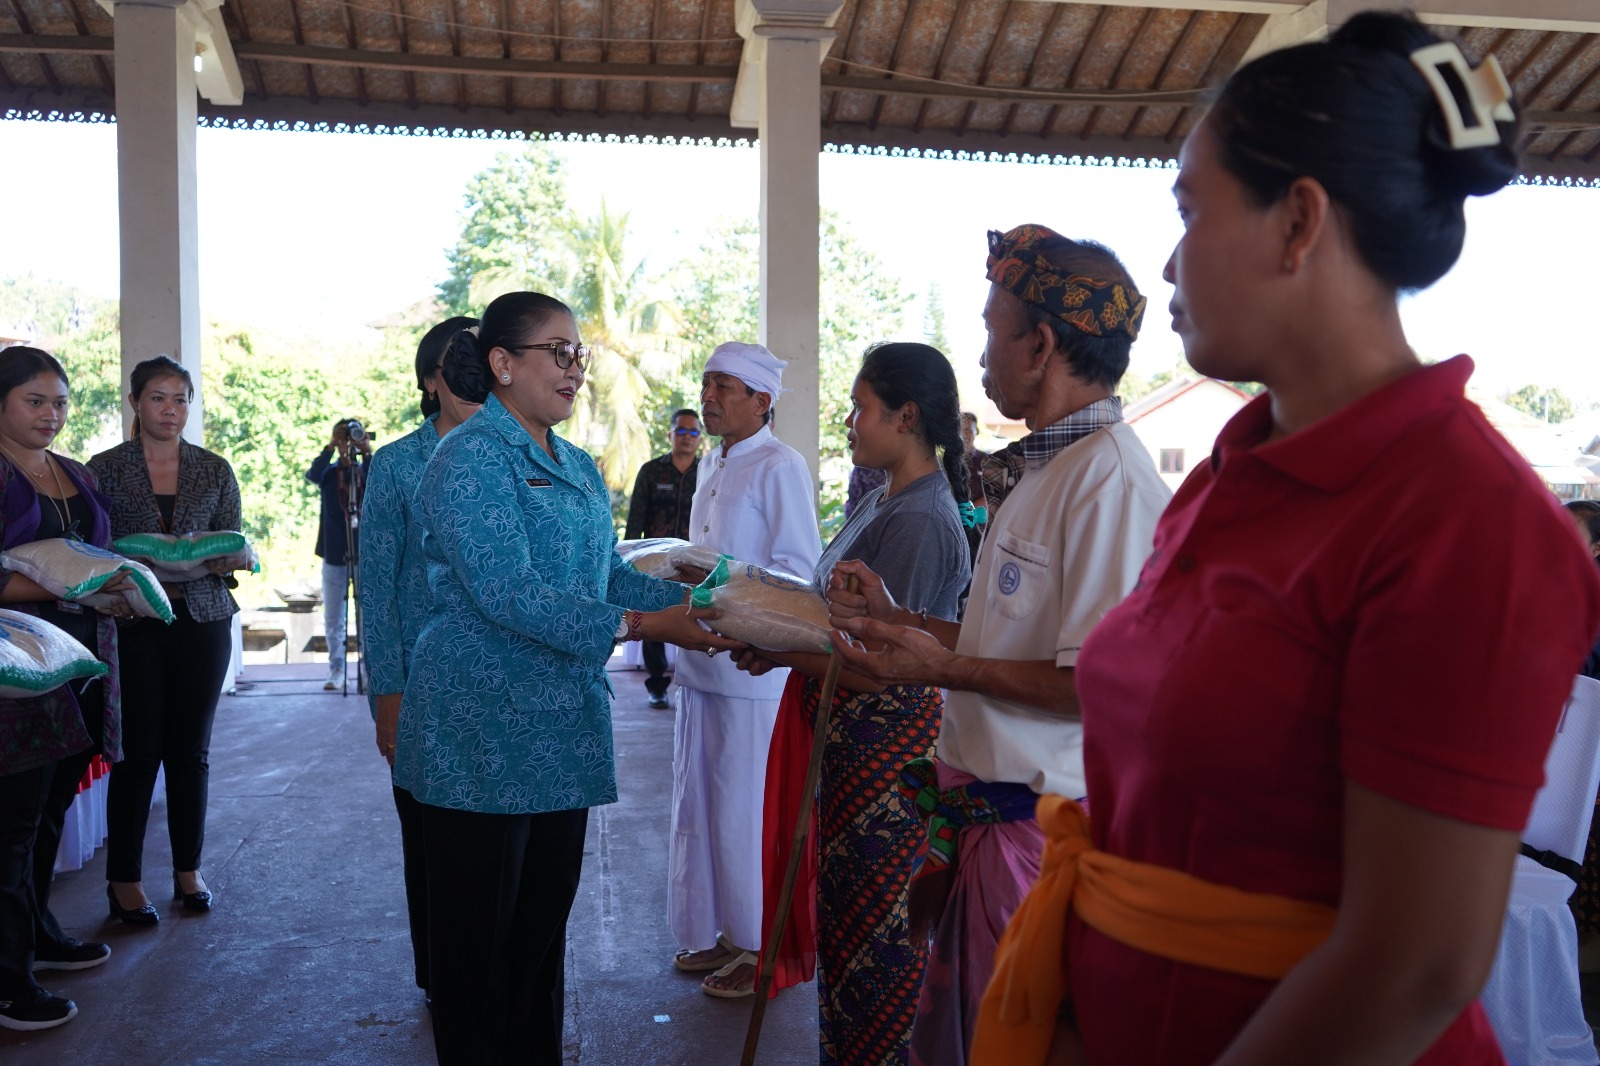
[501,374,511,384]
[1283,258,1295,273]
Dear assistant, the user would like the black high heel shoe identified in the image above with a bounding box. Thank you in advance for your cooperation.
[106,883,159,926]
[173,874,212,913]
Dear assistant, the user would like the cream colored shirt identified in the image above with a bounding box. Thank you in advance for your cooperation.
[938,422,1171,796]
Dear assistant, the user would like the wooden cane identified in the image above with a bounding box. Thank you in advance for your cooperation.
[739,585,854,1065]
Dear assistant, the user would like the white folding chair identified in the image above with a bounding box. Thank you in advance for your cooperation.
[1481,674,1600,1065]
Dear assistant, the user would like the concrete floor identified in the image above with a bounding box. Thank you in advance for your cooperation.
[0,660,816,1065]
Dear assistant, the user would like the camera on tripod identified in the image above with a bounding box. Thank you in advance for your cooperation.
[344,420,366,443]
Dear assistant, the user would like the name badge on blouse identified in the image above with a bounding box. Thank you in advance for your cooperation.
[525,478,552,488]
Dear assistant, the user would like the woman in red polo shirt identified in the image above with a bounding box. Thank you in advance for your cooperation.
[973,10,1600,1066]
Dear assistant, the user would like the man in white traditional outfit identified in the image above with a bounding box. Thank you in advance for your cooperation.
[668,342,820,998]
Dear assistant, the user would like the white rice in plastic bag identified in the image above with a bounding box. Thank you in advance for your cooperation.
[1,540,175,624]
[617,538,724,582]
[113,531,259,582]
[0,607,107,698]
[689,558,832,653]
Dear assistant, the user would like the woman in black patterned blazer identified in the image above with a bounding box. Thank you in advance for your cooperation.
[88,355,243,922]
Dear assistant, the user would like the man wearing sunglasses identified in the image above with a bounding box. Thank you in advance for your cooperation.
[623,408,702,708]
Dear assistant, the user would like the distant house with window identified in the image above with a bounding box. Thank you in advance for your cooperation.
[1467,388,1600,501]
[1125,377,1252,492]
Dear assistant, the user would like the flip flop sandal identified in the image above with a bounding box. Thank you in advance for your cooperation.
[673,933,742,973]
[701,952,759,999]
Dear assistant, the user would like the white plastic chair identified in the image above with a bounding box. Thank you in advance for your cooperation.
[1481,674,1600,1065]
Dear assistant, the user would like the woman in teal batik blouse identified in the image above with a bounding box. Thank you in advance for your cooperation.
[395,291,741,1066]
[355,313,479,1010]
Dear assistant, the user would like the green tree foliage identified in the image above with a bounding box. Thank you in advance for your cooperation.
[671,214,906,536]
[1117,368,1176,407]
[0,275,103,340]
[666,218,760,455]
[51,306,124,459]
[562,202,687,490]
[441,148,690,492]
[1507,384,1576,424]
[200,328,336,600]
[0,277,123,458]
[923,282,950,354]
[439,146,575,314]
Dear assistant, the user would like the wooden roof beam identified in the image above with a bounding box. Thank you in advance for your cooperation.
[0,35,741,84]
[1234,0,1600,73]
[1017,0,1600,34]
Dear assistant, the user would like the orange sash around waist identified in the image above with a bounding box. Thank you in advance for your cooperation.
[971,795,1339,1064]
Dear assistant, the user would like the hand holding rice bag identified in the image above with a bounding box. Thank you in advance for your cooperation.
[0,607,107,697]
[617,538,724,583]
[1,540,175,623]
[114,531,260,582]
[689,557,832,653]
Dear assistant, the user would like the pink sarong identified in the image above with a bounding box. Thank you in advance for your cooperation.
[908,762,1046,1066]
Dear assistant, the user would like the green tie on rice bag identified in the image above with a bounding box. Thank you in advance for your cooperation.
[689,557,832,653]
[113,531,259,582]
[0,540,175,624]
[0,607,107,697]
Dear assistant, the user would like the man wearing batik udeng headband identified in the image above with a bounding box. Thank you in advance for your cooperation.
[824,225,1172,1065]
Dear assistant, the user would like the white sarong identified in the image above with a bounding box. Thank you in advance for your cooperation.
[668,685,780,951]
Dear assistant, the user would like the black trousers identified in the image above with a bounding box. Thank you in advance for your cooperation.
[33,679,104,950]
[106,607,233,882]
[642,641,671,698]
[0,763,50,996]
[392,785,430,991]
[421,802,588,1066]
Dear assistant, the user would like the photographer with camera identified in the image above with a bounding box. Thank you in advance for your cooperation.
[306,417,370,691]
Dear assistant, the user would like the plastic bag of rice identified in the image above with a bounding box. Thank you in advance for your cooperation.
[0,607,107,697]
[0,540,175,624]
[689,557,832,653]
[617,538,724,583]
[114,531,259,582]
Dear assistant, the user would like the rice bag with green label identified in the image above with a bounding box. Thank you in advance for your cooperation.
[0,608,106,698]
[113,531,259,582]
[0,540,175,623]
[617,538,723,583]
[689,557,832,652]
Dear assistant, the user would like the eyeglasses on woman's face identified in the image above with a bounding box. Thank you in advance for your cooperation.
[508,341,593,372]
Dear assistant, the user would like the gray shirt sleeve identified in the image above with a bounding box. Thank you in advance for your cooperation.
[815,472,971,621]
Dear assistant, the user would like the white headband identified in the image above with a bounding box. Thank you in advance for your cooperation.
[704,342,788,405]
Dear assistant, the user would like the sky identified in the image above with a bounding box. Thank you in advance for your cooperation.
[2,118,1598,410]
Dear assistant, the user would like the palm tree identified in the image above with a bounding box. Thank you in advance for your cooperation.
[444,150,689,492]
[562,201,688,491]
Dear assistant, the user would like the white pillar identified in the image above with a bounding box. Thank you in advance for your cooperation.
[735,0,841,496]
[114,0,203,443]
[757,31,830,492]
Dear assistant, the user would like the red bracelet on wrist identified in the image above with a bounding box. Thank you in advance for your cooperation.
[626,609,644,642]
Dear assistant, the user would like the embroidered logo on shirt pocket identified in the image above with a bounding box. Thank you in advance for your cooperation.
[992,530,1049,620]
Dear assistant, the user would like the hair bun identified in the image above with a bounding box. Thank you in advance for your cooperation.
[1330,12,1520,201]
[441,329,493,405]
[1420,121,1521,200]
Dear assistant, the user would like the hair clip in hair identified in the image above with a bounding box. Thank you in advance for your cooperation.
[1409,42,1514,150]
